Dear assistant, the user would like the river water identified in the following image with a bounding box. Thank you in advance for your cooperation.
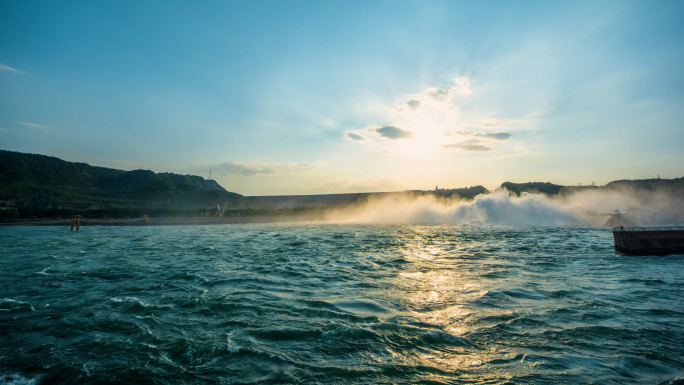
[1,224,683,384]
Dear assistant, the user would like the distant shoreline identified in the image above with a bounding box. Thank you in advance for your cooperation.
[0,214,326,227]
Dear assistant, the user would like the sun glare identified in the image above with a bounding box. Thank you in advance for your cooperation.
[382,81,466,158]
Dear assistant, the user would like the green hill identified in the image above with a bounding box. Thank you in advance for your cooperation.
[0,150,246,213]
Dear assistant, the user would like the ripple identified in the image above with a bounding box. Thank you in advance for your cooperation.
[0,298,35,312]
[1,224,682,384]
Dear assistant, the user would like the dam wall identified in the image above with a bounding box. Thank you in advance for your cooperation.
[613,226,684,255]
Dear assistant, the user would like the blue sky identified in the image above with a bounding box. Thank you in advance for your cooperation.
[1,1,683,195]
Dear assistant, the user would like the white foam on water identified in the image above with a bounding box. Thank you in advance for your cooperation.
[0,373,39,385]
[110,296,169,309]
[0,298,35,311]
[267,352,287,361]
[192,286,208,296]
[109,296,146,307]
[251,348,288,362]
[196,357,220,368]
[159,352,174,365]
[81,363,91,377]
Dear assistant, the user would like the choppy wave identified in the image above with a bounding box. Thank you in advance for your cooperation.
[1,224,683,384]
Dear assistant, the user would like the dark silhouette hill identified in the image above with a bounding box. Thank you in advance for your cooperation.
[501,178,684,197]
[500,182,564,196]
[3,149,682,220]
[0,150,245,210]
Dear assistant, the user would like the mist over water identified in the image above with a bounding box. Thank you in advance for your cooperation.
[327,188,684,227]
[328,192,580,226]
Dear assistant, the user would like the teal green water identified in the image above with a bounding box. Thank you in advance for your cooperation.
[1,224,683,384]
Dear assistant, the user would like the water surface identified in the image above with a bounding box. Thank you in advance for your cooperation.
[1,224,683,384]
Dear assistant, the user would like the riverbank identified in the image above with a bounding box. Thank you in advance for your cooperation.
[0,214,326,227]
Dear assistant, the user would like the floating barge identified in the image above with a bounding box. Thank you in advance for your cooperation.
[612,226,684,255]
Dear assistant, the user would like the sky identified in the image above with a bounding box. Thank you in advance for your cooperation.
[1,0,683,196]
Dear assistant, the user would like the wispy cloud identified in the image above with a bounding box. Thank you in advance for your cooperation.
[442,139,492,152]
[369,125,413,140]
[452,76,472,95]
[496,146,532,159]
[0,63,22,73]
[347,76,525,156]
[442,129,513,152]
[13,121,50,130]
[428,87,451,101]
[455,130,513,141]
[0,127,6,132]
[473,118,522,128]
[221,162,275,176]
[349,77,470,151]
[220,161,312,176]
[344,131,366,141]
[406,100,420,109]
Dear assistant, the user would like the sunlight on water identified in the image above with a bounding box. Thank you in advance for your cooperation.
[1,224,683,384]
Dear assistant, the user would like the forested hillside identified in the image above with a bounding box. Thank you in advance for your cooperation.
[0,150,246,214]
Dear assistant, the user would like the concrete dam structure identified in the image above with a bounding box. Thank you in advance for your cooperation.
[613,226,684,255]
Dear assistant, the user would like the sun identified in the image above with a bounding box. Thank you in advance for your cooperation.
[384,87,464,158]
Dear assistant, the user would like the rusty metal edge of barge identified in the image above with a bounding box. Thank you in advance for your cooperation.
[612,226,684,255]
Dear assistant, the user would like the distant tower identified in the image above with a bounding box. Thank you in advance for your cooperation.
[209,169,212,180]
